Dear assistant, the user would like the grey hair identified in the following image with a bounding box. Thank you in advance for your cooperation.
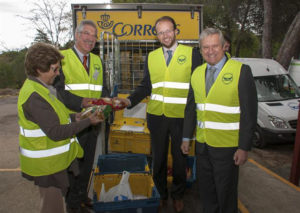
[75,20,98,35]
[199,28,225,48]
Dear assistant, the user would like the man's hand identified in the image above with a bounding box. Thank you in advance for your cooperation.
[233,149,248,165]
[112,97,131,108]
[181,140,190,155]
[81,98,97,108]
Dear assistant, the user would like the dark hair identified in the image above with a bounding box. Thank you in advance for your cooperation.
[155,16,177,31]
[25,43,63,77]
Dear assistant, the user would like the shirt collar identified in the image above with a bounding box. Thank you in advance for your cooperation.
[163,42,178,54]
[207,55,226,72]
[74,45,88,62]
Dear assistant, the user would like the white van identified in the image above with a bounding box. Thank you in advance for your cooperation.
[288,59,300,87]
[233,58,300,148]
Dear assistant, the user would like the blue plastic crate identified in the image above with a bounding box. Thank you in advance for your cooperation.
[186,156,196,187]
[97,153,149,174]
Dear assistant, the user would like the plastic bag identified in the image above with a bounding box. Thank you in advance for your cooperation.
[99,171,133,202]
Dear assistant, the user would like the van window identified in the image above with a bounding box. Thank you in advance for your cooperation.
[254,74,300,102]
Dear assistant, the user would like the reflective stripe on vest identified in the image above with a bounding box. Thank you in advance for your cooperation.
[20,126,46,137]
[65,83,103,91]
[197,121,240,130]
[196,103,240,114]
[151,94,187,104]
[20,138,78,158]
[152,81,189,89]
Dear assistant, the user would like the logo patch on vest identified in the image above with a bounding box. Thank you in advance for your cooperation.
[177,55,186,64]
[222,73,233,84]
[93,64,101,80]
[94,64,100,72]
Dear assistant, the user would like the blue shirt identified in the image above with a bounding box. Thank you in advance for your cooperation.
[206,56,227,82]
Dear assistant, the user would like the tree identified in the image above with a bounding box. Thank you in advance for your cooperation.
[200,0,263,57]
[262,0,272,58]
[235,0,254,57]
[34,29,51,44]
[0,48,27,89]
[276,12,300,69]
[19,0,72,47]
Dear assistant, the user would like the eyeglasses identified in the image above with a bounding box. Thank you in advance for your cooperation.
[157,29,174,37]
[79,31,97,39]
[50,65,61,73]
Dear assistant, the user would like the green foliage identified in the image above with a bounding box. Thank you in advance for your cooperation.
[0,49,27,89]
[34,29,51,44]
[272,0,300,49]
[234,32,261,57]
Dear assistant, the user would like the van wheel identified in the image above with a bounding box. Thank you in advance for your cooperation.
[253,126,267,148]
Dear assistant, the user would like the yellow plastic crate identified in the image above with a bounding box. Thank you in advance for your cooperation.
[94,173,155,200]
[109,128,151,155]
[93,173,160,212]
[109,94,151,155]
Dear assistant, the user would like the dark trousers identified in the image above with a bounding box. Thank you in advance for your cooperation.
[39,186,64,213]
[196,142,239,213]
[66,126,98,208]
[147,113,187,200]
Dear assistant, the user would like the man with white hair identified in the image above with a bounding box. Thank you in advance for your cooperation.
[181,28,257,213]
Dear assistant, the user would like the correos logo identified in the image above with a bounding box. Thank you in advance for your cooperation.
[288,102,299,110]
[97,14,114,29]
[97,13,180,37]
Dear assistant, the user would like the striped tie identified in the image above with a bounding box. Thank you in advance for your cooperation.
[166,50,172,66]
[206,66,216,95]
[83,55,88,72]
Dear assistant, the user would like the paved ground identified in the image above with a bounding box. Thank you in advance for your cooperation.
[1,94,300,213]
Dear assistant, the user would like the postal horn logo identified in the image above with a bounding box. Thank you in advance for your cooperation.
[94,64,100,71]
[97,13,114,29]
[177,55,186,64]
[222,73,233,84]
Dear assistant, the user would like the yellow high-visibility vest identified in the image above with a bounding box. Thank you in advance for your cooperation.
[61,49,103,99]
[147,44,193,118]
[18,79,83,176]
[191,59,242,147]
